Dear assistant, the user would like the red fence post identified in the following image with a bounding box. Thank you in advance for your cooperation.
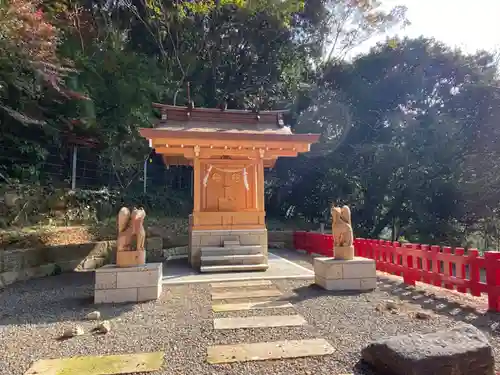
[364,238,372,259]
[381,240,390,273]
[402,243,416,286]
[430,245,441,287]
[359,238,367,258]
[485,251,500,312]
[454,247,467,293]
[387,241,398,275]
[355,238,361,257]
[373,240,380,266]
[309,232,315,254]
[421,245,431,284]
[468,249,481,297]
[442,246,453,290]
[413,244,422,283]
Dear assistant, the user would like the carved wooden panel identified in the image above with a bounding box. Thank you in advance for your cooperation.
[200,161,257,212]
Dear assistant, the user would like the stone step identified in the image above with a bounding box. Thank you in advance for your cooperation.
[224,240,240,247]
[200,264,269,273]
[201,245,263,256]
[201,254,264,266]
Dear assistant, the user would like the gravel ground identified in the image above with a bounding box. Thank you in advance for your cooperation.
[2,250,500,375]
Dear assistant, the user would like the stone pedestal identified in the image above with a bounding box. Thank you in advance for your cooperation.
[94,263,162,304]
[313,256,376,291]
[116,250,146,268]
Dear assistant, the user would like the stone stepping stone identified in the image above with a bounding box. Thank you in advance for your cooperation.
[210,280,273,288]
[207,338,335,364]
[214,314,307,329]
[24,352,164,375]
[212,300,294,312]
[211,288,282,300]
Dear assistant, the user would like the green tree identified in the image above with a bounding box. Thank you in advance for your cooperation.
[278,37,500,245]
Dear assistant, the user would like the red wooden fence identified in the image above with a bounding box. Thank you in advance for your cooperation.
[293,231,500,312]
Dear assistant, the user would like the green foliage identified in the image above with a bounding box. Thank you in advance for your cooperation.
[0,183,192,227]
[174,0,305,27]
[276,37,500,246]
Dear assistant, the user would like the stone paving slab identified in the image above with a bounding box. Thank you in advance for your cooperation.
[206,339,335,364]
[210,280,273,288]
[214,314,307,329]
[212,300,294,312]
[24,352,164,375]
[211,288,282,300]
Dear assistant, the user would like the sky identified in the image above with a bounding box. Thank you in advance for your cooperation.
[353,0,500,56]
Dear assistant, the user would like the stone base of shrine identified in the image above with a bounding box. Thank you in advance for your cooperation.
[94,263,162,304]
[313,257,376,291]
[188,229,268,270]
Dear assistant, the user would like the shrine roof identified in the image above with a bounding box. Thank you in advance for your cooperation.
[152,103,292,136]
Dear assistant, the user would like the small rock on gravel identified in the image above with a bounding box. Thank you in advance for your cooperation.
[414,311,432,320]
[376,299,399,312]
[62,325,84,338]
[85,311,101,320]
[96,320,111,334]
[362,324,495,375]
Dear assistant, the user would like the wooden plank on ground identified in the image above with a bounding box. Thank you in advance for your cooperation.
[207,339,335,364]
[212,300,293,312]
[210,280,273,288]
[211,288,282,300]
[214,314,307,329]
[24,352,164,375]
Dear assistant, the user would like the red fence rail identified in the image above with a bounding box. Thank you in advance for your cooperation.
[293,231,500,312]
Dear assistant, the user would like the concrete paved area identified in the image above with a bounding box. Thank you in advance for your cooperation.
[162,252,314,285]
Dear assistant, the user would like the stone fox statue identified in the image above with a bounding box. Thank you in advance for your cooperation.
[331,205,354,259]
[117,207,146,253]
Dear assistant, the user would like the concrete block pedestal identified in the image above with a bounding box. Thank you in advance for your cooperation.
[313,256,376,291]
[94,263,163,304]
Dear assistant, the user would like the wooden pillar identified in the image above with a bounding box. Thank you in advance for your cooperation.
[193,146,201,213]
[256,152,265,212]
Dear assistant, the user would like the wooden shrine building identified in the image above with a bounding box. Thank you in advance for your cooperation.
[140,103,319,273]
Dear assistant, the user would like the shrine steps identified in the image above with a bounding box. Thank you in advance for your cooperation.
[200,244,268,273]
[200,264,269,273]
[201,245,262,256]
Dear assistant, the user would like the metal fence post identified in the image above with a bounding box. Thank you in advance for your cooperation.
[71,146,78,190]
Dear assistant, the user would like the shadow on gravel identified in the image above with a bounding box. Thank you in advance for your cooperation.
[281,283,372,304]
[271,249,500,337]
[0,272,135,326]
[377,276,500,336]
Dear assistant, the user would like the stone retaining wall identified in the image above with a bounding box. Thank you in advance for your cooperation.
[0,237,164,289]
[268,231,294,249]
[0,231,293,288]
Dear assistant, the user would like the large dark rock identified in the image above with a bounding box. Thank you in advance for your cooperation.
[361,324,494,375]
